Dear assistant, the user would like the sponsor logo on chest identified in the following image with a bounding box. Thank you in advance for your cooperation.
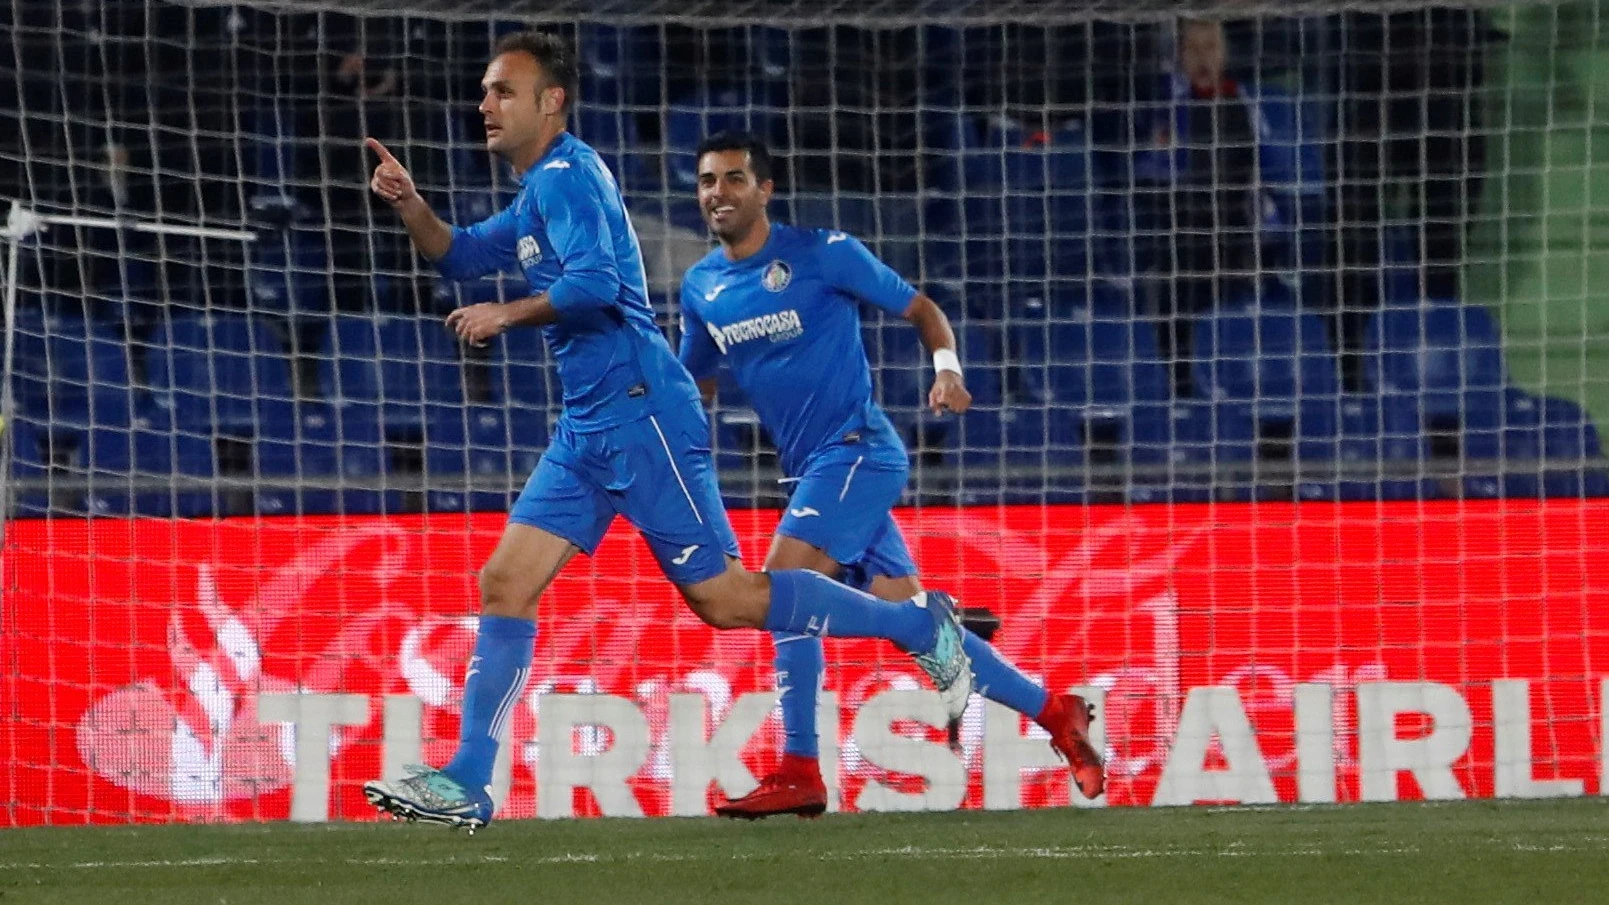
[706,308,804,354]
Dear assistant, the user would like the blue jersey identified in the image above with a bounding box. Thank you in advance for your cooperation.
[678,223,918,476]
[435,132,699,431]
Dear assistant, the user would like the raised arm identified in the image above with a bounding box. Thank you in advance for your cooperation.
[366,137,453,261]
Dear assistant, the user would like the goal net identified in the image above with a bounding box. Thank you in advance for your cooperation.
[4,0,1609,825]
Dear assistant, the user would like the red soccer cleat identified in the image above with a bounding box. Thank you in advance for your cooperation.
[1037,693,1106,800]
[714,753,828,820]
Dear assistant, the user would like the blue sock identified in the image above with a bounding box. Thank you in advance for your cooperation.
[773,632,823,759]
[764,570,934,652]
[442,615,536,792]
[963,630,1050,717]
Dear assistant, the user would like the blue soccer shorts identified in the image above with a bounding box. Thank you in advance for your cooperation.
[775,436,918,588]
[510,405,740,585]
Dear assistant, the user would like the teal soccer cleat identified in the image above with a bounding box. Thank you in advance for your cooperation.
[910,590,974,724]
[364,765,493,833]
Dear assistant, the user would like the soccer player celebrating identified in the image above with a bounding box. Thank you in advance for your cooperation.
[679,132,1105,818]
[361,33,974,830]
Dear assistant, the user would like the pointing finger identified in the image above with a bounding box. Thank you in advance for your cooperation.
[364,137,400,165]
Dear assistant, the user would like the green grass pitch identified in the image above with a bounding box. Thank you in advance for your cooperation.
[3,799,1607,905]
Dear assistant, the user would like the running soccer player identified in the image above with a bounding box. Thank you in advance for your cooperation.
[360,32,973,831]
[680,133,1106,818]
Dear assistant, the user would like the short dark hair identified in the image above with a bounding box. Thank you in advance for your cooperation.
[493,30,579,113]
[694,131,773,184]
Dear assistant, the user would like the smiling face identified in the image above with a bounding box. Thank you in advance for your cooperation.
[477,51,563,161]
[696,148,773,244]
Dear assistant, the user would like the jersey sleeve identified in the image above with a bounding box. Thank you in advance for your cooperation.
[817,232,919,316]
[677,285,721,381]
[536,166,622,317]
[434,206,518,282]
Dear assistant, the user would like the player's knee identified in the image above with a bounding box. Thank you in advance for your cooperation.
[679,570,769,630]
[684,596,747,630]
[478,562,534,618]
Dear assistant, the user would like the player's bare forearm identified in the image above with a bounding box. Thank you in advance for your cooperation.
[902,293,957,356]
[903,292,971,414]
[394,195,454,261]
[501,293,560,328]
[445,293,558,346]
[697,377,718,407]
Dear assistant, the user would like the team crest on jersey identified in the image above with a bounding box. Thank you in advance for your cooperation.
[761,260,792,293]
[517,235,542,267]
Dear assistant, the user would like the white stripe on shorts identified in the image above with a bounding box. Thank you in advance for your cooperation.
[649,415,705,525]
[838,455,865,502]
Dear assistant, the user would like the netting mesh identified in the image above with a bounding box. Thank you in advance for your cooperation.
[3,0,1609,825]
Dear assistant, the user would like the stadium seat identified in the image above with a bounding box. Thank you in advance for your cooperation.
[1295,394,1436,502]
[244,103,295,203]
[574,104,651,192]
[1538,395,1609,497]
[146,314,294,436]
[248,228,332,317]
[8,418,52,518]
[489,325,562,412]
[321,316,466,434]
[952,407,1083,505]
[85,426,215,518]
[1366,303,1506,429]
[1192,304,1342,473]
[1250,83,1326,196]
[255,403,389,516]
[423,405,540,513]
[17,314,139,432]
[665,87,778,192]
[578,24,663,109]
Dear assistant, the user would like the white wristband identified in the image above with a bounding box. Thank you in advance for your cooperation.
[932,347,963,377]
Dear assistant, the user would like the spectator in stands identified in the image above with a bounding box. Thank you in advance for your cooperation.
[1147,18,1262,397]
[1331,9,1494,387]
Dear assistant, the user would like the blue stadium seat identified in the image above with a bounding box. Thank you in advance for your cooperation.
[1295,394,1435,502]
[1538,395,1609,497]
[85,426,215,517]
[18,315,138,432]
[489,326,562,412]
[1009,314,1169,411]
[244,103,294,199]
[875,196,926,280]
[1158,400,1256,501]
[146,315,294,435]
[8,418,51,518]
[255,403,389,516]
[423,406,538,512]
[864,318,927,415]
[1366,303,1506,429]
[665,87,778,192]
[952,407,1083,504]
[574,104,651,192]
[791,196,877,242]
[248,228,331,316]
[1192,305,1341,469]
[578,24,663,108]
[433,269,525,310]
[322,316,466,433]
[957,323,1004,406]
